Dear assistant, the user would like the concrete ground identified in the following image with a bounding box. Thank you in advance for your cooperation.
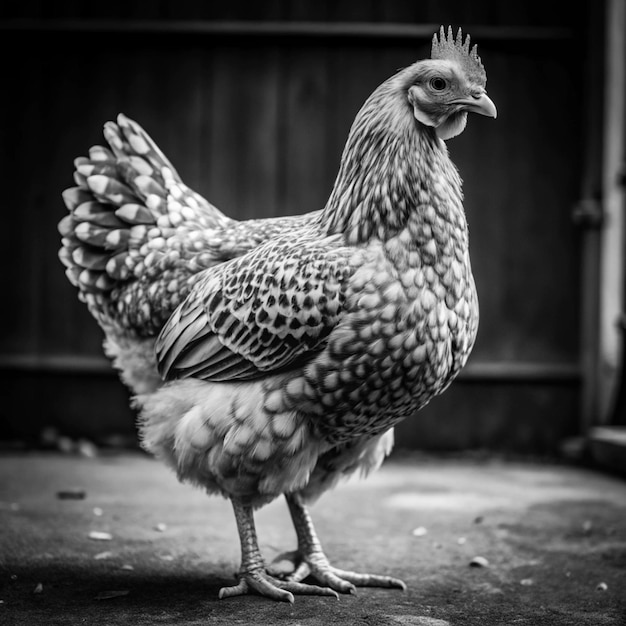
[0,451,625,626]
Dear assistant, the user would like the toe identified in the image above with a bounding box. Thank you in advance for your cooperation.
[218,579,249,599]
[248,572,295,602]
[315,570,357,595]
[330,568,407,590]
[285,561,311,583]
[267,549,299,577]
[276,578,339,599]
[219,569,342,602]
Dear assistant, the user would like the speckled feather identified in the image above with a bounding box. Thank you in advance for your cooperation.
[59,113,314,338]
[156,229,353,379]
[59,35,487,508]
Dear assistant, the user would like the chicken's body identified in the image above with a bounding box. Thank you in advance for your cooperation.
[59,27,495,602]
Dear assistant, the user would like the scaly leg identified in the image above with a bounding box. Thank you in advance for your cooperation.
[281,493,406,594]
[218,497,338,602]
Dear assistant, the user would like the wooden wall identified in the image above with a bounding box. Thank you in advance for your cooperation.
[0,1,591,453]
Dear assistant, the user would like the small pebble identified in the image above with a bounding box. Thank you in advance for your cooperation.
[56,489,86,500]
[0,502,20,512]
[93,507,104,516]
[432,542,442,549]
[33,583,43,594]
[40,426,60,446]
[56,436,74,454]
[10,575,17,581]
[520,578,534,586]
[596,582,608,591]
[457,537,467,545]
[412,526,428,537]
[473,516,484,524]
[77,439,98,458]
[88,531,113,541]
[160,555,174,562]
[582,520,593,535]
[120,564,134,571]
[94,551,113,560]
[469,556,489,568]
[154,523,167,532]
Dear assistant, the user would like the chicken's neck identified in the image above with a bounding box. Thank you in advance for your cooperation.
[320,106,466,257]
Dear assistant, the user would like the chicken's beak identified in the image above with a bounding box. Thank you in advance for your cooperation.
[455,92,497,119]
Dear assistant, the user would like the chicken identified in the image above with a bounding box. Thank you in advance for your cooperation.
[58,26,496,602]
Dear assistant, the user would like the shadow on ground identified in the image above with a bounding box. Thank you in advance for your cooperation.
[1,451,625,625]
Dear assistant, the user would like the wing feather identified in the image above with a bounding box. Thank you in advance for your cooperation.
[156,233,352,382]
[157,305,211,375]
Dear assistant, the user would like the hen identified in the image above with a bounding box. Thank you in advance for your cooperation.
[58,26,496,602]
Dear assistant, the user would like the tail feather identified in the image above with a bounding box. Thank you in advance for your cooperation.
[114,202,157,225]
[104,114,180,182]
[73,201,126,228]
[59,114,231,297]
[88,145,115,162]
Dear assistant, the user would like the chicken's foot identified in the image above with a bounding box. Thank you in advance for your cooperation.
[219,497,339,602]
[280,493,406,594]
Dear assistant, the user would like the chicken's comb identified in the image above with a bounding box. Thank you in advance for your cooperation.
[431,26,487,86]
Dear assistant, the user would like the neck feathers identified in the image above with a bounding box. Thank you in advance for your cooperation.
[320,75,464,246]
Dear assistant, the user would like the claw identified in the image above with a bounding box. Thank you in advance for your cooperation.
[224,498,336,602]
[283,494,407,594]
[218,569,338,602]
[329,567,406,590]
[273,546,405,594]
[288,559,406,593]
[218,579,251,600]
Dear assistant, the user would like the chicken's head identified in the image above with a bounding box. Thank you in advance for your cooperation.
[406,26,497,140]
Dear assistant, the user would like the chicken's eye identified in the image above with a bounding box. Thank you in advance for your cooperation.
[429,77,448,91]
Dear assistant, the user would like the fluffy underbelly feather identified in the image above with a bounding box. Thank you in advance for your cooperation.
[137,378,326,506]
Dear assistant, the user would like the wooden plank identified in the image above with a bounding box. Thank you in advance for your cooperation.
[0,371,136,441]
[577,1,605,432]
[0,353,581,384]
[0,8,588,452]
[0,370,580,450]
[446,45,582,367]
[36,38,123,357]
[327,0,377,22]
[0,0,582,27]
[0,40,43,356]
[279,45,331,216]
[597,0,626,421]
[396,382,580,453]
[0,354,114,374]
[207,45,280,219]
[0,19,575,41]
[164,0,286,22]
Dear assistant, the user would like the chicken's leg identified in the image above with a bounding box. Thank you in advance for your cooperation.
[218,497,338,602]
[281,493,406,594]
